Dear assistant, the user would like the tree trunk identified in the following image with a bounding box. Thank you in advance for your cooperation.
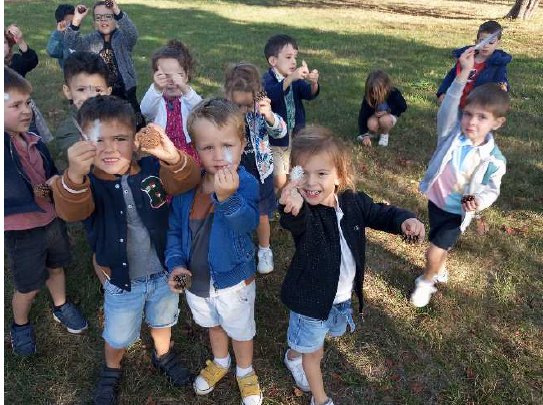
[505,0,540,20]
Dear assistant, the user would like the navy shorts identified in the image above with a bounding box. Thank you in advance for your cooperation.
[428,201,462,251]
[258,174,278,215]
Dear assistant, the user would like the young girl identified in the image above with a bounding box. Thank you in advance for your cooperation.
[224,63,287,274]
[141,39,202,163]
[279,126,424,405]
[357,70,407,147]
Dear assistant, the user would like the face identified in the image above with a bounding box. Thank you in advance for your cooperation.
[4,90,33,134]
[476,32,501,58]
[191,118,245,175]
[63,73,111,109]
[86,120,137,175]
[93,5,117,36]
[269,44,298,77]
[230,91,255,114]
[461,104,505,145]
[63,14,74,25]
[157,58,187,98]
[297,151,340,207]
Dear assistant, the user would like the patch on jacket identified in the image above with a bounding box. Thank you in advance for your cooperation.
[141,176,166,208]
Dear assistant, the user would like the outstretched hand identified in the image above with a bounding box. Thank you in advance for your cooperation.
[279,179,304,216]
[138,124,180,165]
[401,218,425,243]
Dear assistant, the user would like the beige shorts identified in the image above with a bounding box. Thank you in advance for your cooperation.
[271,145,291,176]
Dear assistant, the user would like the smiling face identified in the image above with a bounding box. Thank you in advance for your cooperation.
[269,43,298,77]
[63,72,111,110]
[93,5,117,36]
[296,151,339,208]
[4,90,33,134]
[157,57,187,98]
[475,32,501,59]
[461,104,505,145]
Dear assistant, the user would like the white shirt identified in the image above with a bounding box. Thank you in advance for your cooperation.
[333,197,356,304]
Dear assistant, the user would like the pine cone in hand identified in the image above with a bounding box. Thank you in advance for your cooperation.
[461,195,475,204]
[254,90,268,102]
[104,0,114,8]
[173,274,192,291]
[137,126,161,149]
[77,5,87,13]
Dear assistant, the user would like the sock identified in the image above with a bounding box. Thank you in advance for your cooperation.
[13,321,30,328]
[258,245,271,251]
[53,302,67,312]
[214,354,231,369]
[236,365,253,378]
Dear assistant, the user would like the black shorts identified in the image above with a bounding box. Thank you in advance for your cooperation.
[5,218,72,293]
[428,201,462,251]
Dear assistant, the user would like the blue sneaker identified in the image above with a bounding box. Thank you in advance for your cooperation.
[53,302,88,334]
[10,323,37,356]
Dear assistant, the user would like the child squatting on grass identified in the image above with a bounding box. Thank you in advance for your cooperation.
[224,62,287,275]
[411,47,510,308]
[165,98,263,405]
[278,126,425,405]
[4,66,88,356]
[51,95,201,405]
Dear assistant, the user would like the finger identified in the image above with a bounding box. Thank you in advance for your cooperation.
[302,60,308,69]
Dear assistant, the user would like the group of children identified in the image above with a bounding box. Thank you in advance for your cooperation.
[5,2,512,403]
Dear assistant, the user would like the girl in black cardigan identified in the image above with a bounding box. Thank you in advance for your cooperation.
[357,70,407,147]
[279,126,424,405]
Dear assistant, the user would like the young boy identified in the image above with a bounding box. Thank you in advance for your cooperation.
[4,66,87,356]
[165,98,262,405]
[46,4,75,68]
[51,95,201,404]
[263,34,320,192]
[437,20,511,107]
[412,48,509,307]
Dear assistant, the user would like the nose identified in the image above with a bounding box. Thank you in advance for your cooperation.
[101,138,117,152]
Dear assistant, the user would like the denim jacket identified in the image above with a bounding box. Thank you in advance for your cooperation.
[165,167,259,290]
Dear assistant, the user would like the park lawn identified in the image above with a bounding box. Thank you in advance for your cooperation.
[4,0,543,404]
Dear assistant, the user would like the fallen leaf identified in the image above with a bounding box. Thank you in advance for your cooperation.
[476,217,489,235]
[331,372,343,383]
[396,158,415,168]
[465,368,476,379]
[293,387,304,397]
[501,225,528,236]
[358,161,368,173]
[145,396,156,405]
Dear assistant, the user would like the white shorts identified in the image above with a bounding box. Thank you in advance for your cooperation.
[185,280,256,341]
[271,146,291,176]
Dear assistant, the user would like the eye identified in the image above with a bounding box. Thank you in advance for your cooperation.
[115,136,127,142]
[319,172,328,177]
[77,87,86,92]
[204,145,213,151]
[26,100,32,106]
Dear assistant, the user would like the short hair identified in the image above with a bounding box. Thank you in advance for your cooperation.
[464,83,510,118]
[4,66,33,95]
[77,95,136,133]
[55,4,75,22]
[290,126,356,193]
[187,98,245,143]
[478,20,502,39]
[224,62,262,97]
[264,34,298,61]
[151,39,195,81]
[63,52,110,85]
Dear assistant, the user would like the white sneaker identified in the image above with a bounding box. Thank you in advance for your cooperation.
[257,248,274,274]
[378,133,389,146]
[357,132,371,142]
[410,276,437,307]
[284,350,310,392]
[311,397,335,405]
[434,270,449,284]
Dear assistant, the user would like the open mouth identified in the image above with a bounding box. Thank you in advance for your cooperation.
[103,158,119,165]
[303,189,321,199]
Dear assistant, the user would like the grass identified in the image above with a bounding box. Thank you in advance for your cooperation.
[4,0,543,404]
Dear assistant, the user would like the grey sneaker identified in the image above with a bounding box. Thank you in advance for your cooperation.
[53,302,88,334]
[10,323,37,356]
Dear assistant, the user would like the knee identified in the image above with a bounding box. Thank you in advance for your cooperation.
[426,244,446,264]
[15,289,39,301]
[48,267,64,276]
[378,114,394,130]
[367,117,379,132]
[303,349,323,362]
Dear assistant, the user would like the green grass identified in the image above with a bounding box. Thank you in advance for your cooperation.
[4,0,543,404]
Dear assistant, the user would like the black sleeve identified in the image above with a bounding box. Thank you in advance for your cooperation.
[279,203,308,238]
[357,98,373,135]
[10,48,39,77]
[389,89,407,118]
[356,192,416,235]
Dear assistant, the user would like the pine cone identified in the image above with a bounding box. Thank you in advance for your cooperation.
[137,127,161,149]
[33,183,51,198]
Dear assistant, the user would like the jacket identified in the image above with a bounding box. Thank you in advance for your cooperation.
[280,190,415,320]
[4,132,58,217]
[358,88,407,134]
[7,48,39,77]
[437,46,512,97]
[420,79,506,232]
[55,106,80,161]
[51,152,201,291]
[165,167,260,290]
[46,30,73,68]
[64,11,138,90]
[140,84,202,144]
[263,68,320,146]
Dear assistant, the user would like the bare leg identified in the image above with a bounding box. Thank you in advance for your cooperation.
[150,327,172,358]
[367,115,380,134]
[232,339,253,369]
[424,243,448,282]
[12,289,39,325]
[257,215,271,248]
[378,114,395,133]
[209,325,230,359]
[46,267,67,307]
[104,342,125,369]
[274,174,288,195]
[303,347,328,404]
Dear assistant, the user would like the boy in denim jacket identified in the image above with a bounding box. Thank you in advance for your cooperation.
[166,98,262,405]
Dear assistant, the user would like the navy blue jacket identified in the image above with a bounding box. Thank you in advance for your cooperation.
[437,47,512,97]
[4,132,58,217]
[358,88,407,135]
[263,68,320,147]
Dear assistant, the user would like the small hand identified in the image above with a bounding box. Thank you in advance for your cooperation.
[168,267,192,294]
[172,73,190,94]
[307,68,319,84]
[438,94,445,103]
[110,0,121,15]
[153,67,168,92]
[138,123,180,165]
[7,25,22,43]
[458,47,476,72]
[66,140,97,183]
[401,218,425,244]
[73,5,89,25]
[374,111,387,118]
[57,20,68,32]
[279,179,304,216]
[214,166,239,202]
[462,197,479,212]
[257,97,274,123]
[362,136,372,147]
[292,61,309,81]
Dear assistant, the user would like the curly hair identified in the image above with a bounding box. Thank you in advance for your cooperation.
[151,39,195,81]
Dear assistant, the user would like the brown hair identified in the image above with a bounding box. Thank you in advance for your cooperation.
[4,30,17,64]
[478,20,502,40]
[4,65,32,95]
[224,62,262,98]
[151,39,194,81]
[464,83,510,118]
[364,70,392,108]
[187,98,245,143]
[290,125,356,193]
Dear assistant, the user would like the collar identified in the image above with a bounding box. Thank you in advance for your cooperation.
[272,67,285,82]
[458,133,495,159]
[92,158,141,180]
[9,131,40,148]
[334,195,344,219]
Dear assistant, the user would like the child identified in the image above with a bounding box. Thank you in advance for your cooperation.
[412,48,509,308]
[141,39,202,163]
[4,66,88,356]
[224,62,287,274]
[166,98,263,405]
[65,1,145,129]
[278,126,424,405]
[46,4,76,68]
[437,20,511,108]
[263,34,320,192]
[51,95,201,404]
[4,25,38,77]
[357,70,407,147]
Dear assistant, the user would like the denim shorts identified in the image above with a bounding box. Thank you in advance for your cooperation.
[287,300,355,353]
[102,271,179,348]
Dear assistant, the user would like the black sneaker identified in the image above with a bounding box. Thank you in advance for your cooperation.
[52,302,88,334]
[10,323,37,356]
[152,350,193,387]
[93,366,122,405]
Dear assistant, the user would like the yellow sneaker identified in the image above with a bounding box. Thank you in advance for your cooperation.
[236,371,263,405]
[193,359,229,395]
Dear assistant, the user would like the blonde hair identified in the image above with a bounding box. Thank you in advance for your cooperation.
[187,97,245,143]
[223,62,262,98]
[364,70,392,108]
[290,125,356,193]
[4,30,16,64]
